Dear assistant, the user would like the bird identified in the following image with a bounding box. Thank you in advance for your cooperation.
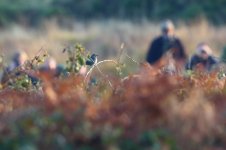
[86,54,98,66]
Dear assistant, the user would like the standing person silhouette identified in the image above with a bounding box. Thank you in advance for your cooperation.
[146,20,187,69]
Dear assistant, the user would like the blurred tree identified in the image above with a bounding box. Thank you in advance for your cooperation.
[0,0,226,26]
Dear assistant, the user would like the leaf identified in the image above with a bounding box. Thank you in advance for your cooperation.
[78,56,85,66]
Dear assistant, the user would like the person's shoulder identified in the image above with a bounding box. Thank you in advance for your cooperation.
[56,65,65,70]
[56,65,68,76]
[151,36,163,44]
[191,54,199,58]
[190,54,200,61]
[39,66,48,71]
[154,36,163,41]
[56,65,67,73]
[208,56,219,63]
[173,36,183,42]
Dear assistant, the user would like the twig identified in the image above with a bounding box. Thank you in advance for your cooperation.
[95,64,113,88]
[84,60,118,88]
[2,47,46,87]
[30,46,44,64]
[117,43,139,65]
[124,52,139,65]
[117,43,125,63]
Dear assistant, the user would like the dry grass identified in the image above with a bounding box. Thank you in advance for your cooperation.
[0,19,226,64]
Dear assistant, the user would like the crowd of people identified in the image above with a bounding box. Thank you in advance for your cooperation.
[0,52,68,86]
[0,49,92,87]
[146,20,221,73]
[0,19,225,86]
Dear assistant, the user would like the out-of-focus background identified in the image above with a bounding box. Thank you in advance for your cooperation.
[1,2,226,149]
[0,0,226,63]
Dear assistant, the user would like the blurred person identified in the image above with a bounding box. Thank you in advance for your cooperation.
[39,57,67,77]
[146,20,187,67]
[1,51,28,84]
[7,51,28,72]
[79,66,87,76]
[186,43,219,71]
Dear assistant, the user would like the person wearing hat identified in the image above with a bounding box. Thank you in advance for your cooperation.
[186,43,218,71]
[146,20,187,67]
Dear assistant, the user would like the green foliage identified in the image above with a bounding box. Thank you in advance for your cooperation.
[116,63,126,77]
[139,130,178,150]
[9,74,33,90]
[0,49,48,90]
[182,4,204,20]
[65,44,88,74]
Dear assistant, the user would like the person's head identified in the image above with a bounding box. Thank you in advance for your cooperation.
[13,51,28,66]
[44,57,57,70]
[161,20,175,38]
[196,43,213,60]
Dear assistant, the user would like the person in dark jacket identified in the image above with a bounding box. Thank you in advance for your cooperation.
[7,51,28,72]
[186,43,218,71]
[39,58,67,77]
[1,51,28,84]
[146,20,187,66]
